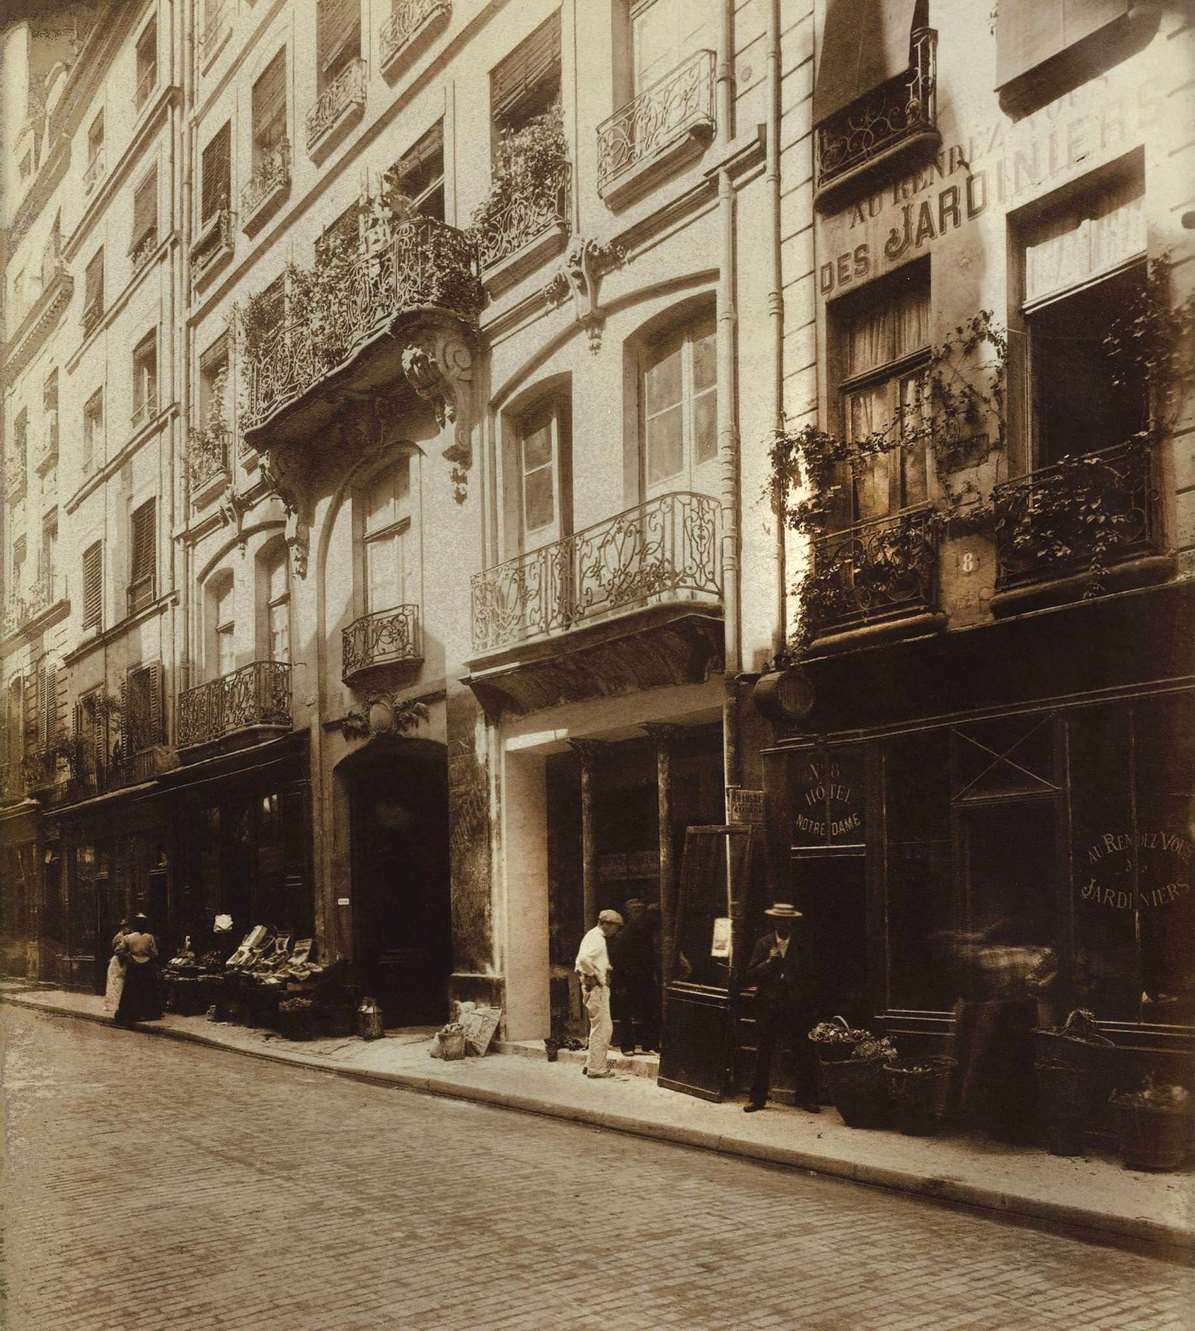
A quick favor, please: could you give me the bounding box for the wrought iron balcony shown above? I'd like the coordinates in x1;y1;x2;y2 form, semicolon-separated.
2;573;67;637
244;216;481;432
993;439;1159;591
342;604;422;682
177;660;293;750
191;208;234;282
815;28;938;204
187;423;230;497
805;506;939;638
380;0;450;72
84;151;105;195
241;140;291;226
471;490;721;655
476;162;570;273
596;48;716;197
131;228;158;271
21;741;65;795
66;733;165;797
306;58;367;152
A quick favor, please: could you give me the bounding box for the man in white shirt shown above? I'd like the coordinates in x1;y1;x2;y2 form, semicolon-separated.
575;909;623;1078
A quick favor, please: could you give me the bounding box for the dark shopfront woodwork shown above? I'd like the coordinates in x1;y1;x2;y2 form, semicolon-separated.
762;582;1195;1068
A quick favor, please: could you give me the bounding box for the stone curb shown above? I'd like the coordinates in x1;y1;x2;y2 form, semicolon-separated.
5;990;1191;1261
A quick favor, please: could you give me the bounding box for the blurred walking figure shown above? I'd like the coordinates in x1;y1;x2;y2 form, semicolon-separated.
104;919;130;1014
113;912;163;1027
575;909;623;1078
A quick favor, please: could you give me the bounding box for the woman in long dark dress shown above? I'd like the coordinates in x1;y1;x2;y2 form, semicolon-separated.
113;913;163;1026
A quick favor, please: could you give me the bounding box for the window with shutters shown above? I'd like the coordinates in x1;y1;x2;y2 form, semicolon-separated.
37;664;57;747
491;13;561;138
82;541;103;630
131;168;157;263
132;332;158;427
387;121;444;222
253;49;288;162
83;389;104;471
83;248;104;333
135;19;157;108
128;497;156;615
200;122;231;223
317;0;361;92
124;662;163;753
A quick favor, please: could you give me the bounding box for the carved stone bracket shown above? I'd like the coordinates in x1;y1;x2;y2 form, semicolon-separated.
340;695;429;740
217;489;254;556
400;329;476;503
260;448;310;579
542;238;625;352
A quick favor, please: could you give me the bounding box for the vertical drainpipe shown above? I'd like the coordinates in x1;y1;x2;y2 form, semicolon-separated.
178;0;194;700
716;0;741;799
766;0;786;659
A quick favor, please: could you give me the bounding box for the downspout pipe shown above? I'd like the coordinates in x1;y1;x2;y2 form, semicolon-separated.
178;0;194;698
766;0;786;659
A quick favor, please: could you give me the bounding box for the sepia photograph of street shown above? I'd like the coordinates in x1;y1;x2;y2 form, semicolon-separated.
1;0;1193;1327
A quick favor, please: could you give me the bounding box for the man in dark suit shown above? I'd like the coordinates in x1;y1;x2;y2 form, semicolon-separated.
743;902;820;1114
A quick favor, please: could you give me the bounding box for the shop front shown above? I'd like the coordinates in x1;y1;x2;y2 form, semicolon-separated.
0;804;41;979
760;583;1195;1081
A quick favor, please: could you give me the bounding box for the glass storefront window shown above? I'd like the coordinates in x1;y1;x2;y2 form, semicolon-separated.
789;747;864;848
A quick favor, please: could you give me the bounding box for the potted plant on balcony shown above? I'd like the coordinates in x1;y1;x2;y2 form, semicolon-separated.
471;105;568;272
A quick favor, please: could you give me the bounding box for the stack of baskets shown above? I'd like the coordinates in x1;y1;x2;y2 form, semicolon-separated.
1034;1009;1114;1156
809;1017;892;1129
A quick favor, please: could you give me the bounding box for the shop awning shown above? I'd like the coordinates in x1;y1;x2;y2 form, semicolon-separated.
813;0;920;126
995;0;1128;90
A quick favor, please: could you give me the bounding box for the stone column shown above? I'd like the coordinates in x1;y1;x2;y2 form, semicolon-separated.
568;740;607;929
644;723;683;1005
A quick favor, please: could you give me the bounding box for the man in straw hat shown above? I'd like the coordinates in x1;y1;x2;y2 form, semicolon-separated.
574;908;623;1078
743;902;820;1114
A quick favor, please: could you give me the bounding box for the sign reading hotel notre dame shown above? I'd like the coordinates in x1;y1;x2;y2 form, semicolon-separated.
817;70;1169;301
793;756;863;845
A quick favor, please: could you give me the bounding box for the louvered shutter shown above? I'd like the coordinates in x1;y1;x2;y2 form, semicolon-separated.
201;122;231;221
132;171;157;250
117;678;128;763
253;48;287;150
125;664;162;752
146;662;163;745
996;0;1127;91
23;673;39;754
82;541;103;628
42;666;57;743
317;0;360;75
129;499;156;610
491;12;561;120
84;249;104;311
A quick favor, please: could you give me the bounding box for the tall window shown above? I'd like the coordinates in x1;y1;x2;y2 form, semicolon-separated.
199;336;229;428
363;460;412;613
128;497;156;614
40;513;56;590
131;168;157;262
316;0;361;92
213;577;236;676
82;541;103;630
125;662;163;753
13;409;28;469
631;0;713;92
1023;174;1147;468
388;121;444;222
200;122;231;223
82;389;104;471
43;370;58;454
641;317;717;493
132;331;158;426
11;536;26;597
265;548;290;663
491;12;561;138
135;19;157;108
252;48;287;165
83;249;104;333
88;111;104;164
832;271;931;527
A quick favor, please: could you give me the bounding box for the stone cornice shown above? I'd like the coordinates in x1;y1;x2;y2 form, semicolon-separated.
0;270;74;380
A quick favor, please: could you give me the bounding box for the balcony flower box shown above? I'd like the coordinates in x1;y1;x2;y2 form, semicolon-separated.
240;141;291;235
187;424;231;507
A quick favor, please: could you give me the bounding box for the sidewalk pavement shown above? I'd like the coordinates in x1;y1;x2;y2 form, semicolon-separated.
3;981;1191;1259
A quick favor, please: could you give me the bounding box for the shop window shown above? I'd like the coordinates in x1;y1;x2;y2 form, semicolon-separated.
264;545;290;663
82;541;103;630
135;19;157;109
830;266;930;530
124;662;163;754
132;331;158;426
130;168;157;262
952;713;1059;803
252;47;288;164
82;388;104;471
490;12;561;141
316;0;361;93
629;0;713;94
128;497;156;614
83;248;104;334
387;121;444;222
958;800;1060;955
1023;174;1147;468
640;317;716;495
362;459;414;613
200;121;231;224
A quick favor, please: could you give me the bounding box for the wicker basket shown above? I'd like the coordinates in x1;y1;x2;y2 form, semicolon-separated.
822;1053;890;1128
1034;1009;1113;1072
1113;1094;1192;1172
884;1056;955;1136
809;1015;866;1065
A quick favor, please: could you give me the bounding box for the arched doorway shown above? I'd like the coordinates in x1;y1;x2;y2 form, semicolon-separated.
341;736;452;1027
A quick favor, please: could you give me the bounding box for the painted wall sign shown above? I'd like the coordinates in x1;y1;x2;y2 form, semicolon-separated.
794;757;863;843
817;73;1169;300
1078;829;1192;910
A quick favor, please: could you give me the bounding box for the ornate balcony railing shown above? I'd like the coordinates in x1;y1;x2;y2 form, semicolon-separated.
199;2;229;66
187;424;230;495
815;28;938;196
84;151;105;194
380;0;450;70
5;455;27;501
596;48;715;194
476;162;570;272
306;58;367;151
34;418;58;474
65;734;164;798
245;216;481;430
0;761;22;804
191;208;234;280
342;605;422;681
241;140;291;223
805;506;939;637
471;490;721;655
21;741;64;794
131;228;158;271
2;572;67;637
177;660;293;749
992;439;1158;591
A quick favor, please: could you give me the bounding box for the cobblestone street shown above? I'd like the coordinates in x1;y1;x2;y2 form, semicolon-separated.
2;1006;1191;1331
